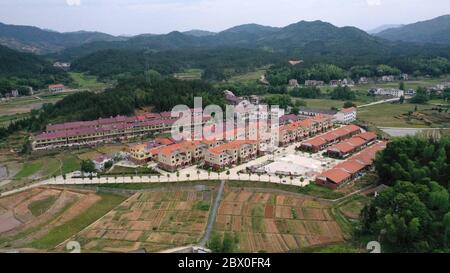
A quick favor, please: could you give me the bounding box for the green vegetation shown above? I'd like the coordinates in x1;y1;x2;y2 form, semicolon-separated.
105;166;158;176
361;136;450;252
330;86;356;100
289;86;321;99
251;205;265;233
28;196;57;217
0;75;226;140
195;201;211;211
14;161;43;179
29;193;126;249
61;155;81;174
0;45;72;96
173;69;203;80
208;232;239;253
304;243;362;253
357;102;431;128
80;160;95;173
69;72;108;91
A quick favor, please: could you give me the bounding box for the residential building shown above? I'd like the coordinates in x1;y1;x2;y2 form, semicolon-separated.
49;84;65;92
335;107;357;124
32;112;211;150
53;62;71;71
327;132;377;158
299;124;362;153
315;141;387;189
358;77;369;84
369;88;404;98
11;90;19;97
289;79;300;87
205;140;259;170
304;80;324;87
380;75;395;82
93;155;112;171
405;89;416;96
298;108;338;117
278;116;334;147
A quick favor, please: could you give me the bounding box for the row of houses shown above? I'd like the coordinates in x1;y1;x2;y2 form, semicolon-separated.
32;110;210;150
129;137;259;172
326;132;378;159
128;115;336;172
298;125;362;153
277;116;335;147
315;141;388;189
298;107;357;124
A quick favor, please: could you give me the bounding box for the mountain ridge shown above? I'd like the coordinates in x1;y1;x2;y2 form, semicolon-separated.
375;15;450;44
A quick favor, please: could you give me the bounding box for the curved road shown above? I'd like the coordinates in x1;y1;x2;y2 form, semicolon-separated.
199;180;225;247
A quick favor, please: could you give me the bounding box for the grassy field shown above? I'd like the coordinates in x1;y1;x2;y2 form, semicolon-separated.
28;196;58;217
173;69;203;80
29;193;126;250
358;102;441;128
6;153;80;188
69;72;109;91
94;181;345;200
228;68;267;84
14;161;43;179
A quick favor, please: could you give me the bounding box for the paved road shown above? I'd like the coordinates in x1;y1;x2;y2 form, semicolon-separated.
199;180;226;247
379;127;450;137
357;98;400;108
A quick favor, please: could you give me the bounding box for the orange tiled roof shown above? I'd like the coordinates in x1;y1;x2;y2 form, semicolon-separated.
340;107;357;113
319;169;352;184
208;140;257;155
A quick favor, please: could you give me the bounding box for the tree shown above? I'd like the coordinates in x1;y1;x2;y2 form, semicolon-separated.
399;81;405;91
343;101;356;108
104;160;113;170
81;160;96;173
363;136;450;252
330;86;356;100
222;232;235;253
443;88;450;102
410;87;429;104
20;139;32;155
208;232;222;253
399;95;405;104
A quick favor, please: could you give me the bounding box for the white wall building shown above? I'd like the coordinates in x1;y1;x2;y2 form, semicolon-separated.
335;107;357;124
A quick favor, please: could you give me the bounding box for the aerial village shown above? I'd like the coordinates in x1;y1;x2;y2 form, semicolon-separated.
31;90;387;190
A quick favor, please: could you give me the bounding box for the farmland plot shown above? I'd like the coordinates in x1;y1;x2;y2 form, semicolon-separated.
75;189;213;253
213;188;344;253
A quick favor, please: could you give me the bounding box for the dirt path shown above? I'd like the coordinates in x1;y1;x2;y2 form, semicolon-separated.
199;180;225;247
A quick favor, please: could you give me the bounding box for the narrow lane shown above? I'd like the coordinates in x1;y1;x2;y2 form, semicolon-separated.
199;180;226;247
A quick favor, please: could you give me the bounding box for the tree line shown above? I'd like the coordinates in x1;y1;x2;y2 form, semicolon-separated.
361;136;450;252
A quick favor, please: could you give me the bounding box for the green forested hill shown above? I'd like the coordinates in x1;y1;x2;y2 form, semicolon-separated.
0;22;125;54
376;15;450;44
0;45;71;94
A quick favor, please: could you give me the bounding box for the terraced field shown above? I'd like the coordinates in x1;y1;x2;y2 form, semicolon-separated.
74;189;214;253
0;187;123;249
213;188;344;253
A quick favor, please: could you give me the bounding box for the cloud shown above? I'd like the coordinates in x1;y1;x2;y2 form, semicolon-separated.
366;0;381;6
66;0;81;6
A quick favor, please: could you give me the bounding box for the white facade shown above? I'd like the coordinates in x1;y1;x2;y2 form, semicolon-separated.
370;88;404;98
335;108;357;124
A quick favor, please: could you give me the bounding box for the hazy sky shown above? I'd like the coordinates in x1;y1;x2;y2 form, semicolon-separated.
0;0;449;36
